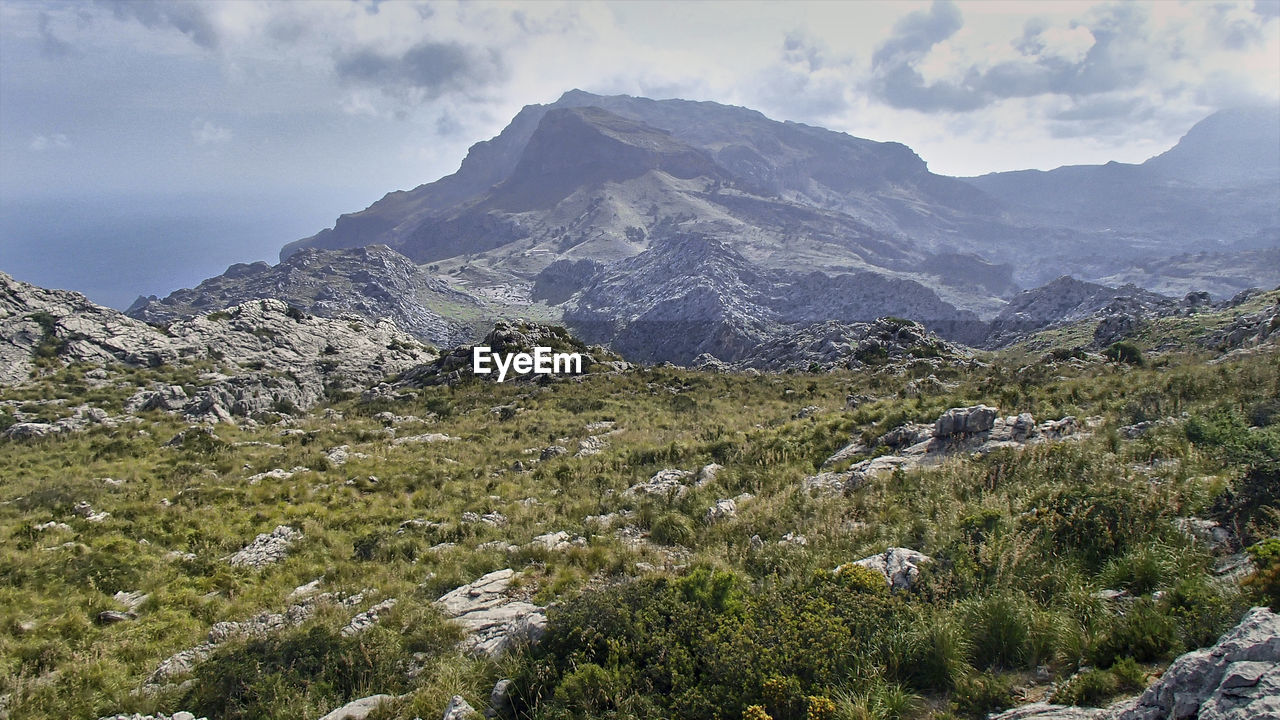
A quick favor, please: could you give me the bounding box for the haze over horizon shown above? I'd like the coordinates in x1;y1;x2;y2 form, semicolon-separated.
2;0;1278;307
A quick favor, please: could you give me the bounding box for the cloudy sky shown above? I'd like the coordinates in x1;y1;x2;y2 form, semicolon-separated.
1;0;1278;305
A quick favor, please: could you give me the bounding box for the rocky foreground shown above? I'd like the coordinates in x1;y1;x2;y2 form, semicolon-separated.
993;606;1279;720
2;271;435;423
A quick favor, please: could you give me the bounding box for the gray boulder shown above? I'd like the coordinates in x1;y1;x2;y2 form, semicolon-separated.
442;694;478;720
991;606;1280;720
1107;606;1279;720
842;547;933;590
436;569;548;657
225;525;301;569
318;694;398;720
934;405;998;437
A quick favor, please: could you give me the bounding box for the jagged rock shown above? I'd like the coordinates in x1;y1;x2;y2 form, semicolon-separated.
842;548;932;590
989;703;1100;720
1202;298;1280;351
705;499;737;524
124;384;189;413
72;501;109;523
1094;311;1143;346
624;469;694;499
564;234;983;365
96;610;136;624
696;463;723;485
575;435;608;456
934;405;998;437
442;695;478;720
1175;518;1233;552
1107;606;1279;720
530;531;571;551
436;569;548;657
127;245;479;348
112;590;148;612
488;679;514;718
3;422;57;439
845;394;873;410
985;277;1176;348
802;471;854;495
396;321;625;388
881;423;931;449
540;445;568;460
341;598;397;637
325;445;367;466
392;432;455;445
225;525;301;568
33;521;71;532
318;694;398;720
992;606;1280;720
147;591;365;686
1011;412;1038;441
2;274;437;419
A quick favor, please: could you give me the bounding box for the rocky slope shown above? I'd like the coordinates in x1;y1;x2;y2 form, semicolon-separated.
127;94;1277;368
562;233;982;364
708;316;977;373
967;106;1280;288
126;245;482;348
984;277;1177;348
991;605;1279;720
1;271;434;419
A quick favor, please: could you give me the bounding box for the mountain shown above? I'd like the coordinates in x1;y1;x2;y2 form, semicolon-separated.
281;91;1024;313
126;245;483;348
966;106;1280;280
561;233;983;363
138;93;1278;363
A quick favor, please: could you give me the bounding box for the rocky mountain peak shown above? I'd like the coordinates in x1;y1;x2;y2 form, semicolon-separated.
1143;105;1280;187
491;106;725;211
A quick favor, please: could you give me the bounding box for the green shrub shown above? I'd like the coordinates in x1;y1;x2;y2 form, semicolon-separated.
1050;657;1144;707
651;512;696;546
553;663;623;716
1245;538;1280;610
1089;598;1179;667
952;671;1014;718
743;706;773;720
903;614;969;691
1104;342;1144;366
1164;575;1246;648
805;695;835;720
964;592;1032;669
834;564;889;594
1099;545;1174;596
1051;667;1116;706
1032;485;1160;570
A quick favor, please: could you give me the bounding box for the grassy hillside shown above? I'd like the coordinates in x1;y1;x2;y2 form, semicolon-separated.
0;344;1276;719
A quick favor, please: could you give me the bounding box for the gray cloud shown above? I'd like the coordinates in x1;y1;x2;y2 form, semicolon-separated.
335;41;505;101
37;11;75;58
871;0;962;67
869;2;1163;113
869;0;983;112
108;1;219;49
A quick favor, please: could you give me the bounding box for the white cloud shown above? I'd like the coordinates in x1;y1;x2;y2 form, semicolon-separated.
191;119;231;146
29;133;70;151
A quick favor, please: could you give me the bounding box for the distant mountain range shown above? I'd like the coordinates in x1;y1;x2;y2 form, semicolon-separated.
126;91;1280;361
